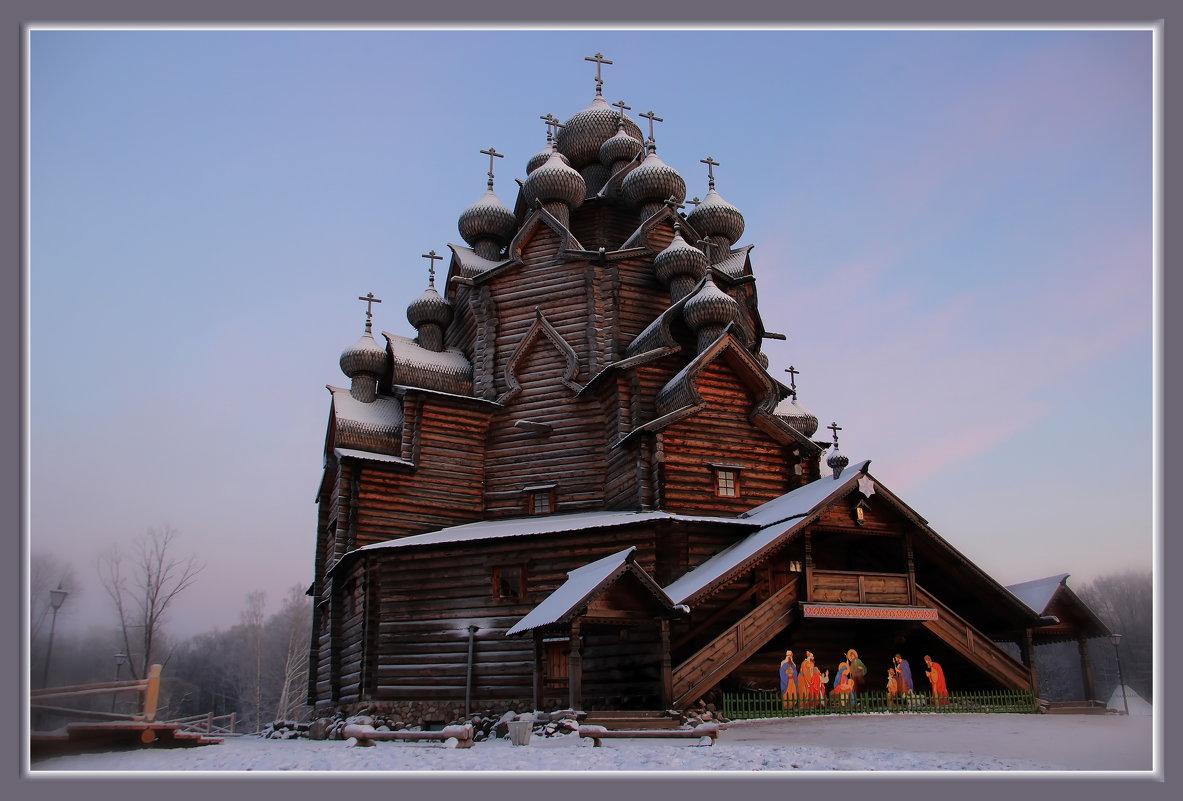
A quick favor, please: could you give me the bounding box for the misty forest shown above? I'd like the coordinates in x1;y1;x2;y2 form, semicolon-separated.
29;527;1153;734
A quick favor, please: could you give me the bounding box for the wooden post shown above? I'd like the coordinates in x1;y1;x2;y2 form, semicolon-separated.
659;619;673;708
1020;629;1039;698
533;632;544;711
904;532;916;605
1077;635;1097;702
568;620;583;711
803;532;814;602
141;664;162;722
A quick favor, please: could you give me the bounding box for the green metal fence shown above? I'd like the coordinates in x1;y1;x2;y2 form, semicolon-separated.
722;689;1037;719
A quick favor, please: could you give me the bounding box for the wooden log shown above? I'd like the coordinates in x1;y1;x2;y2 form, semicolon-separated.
578;723;719;747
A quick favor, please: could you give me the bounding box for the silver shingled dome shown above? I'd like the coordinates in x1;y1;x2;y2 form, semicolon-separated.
556;96;644;169
682;276;740;331
686;187;745;245
340;331;387;378
406;286;454;329
620;150;687;209
522;150;586;210
654;228;708;286
774;395;820;438
458;188;517;247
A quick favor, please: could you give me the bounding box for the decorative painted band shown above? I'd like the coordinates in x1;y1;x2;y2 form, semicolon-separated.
800;604;939;621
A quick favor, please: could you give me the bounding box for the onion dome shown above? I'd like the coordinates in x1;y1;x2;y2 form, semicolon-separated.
827;446;850;477
522;150;586;210
686;187;745;247
654;225;708;287
683;275;740;332
620;149;686;210
526;143;571;174
556;96;644;169
340;330;386;379
458;188;516;247
599;120;645;167
775;394;819;438
406;285;454;330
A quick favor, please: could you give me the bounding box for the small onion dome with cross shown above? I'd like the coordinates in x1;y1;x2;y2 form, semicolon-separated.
654;223;708;301
686;157;745;250
340;329;387;380
826;421;850;477
527;114;572;175
599;118;645;168
522;149;587;211
774;394;819;438
620;150;686;210
406;283;453;330
557;96;644;167
458;188;516;249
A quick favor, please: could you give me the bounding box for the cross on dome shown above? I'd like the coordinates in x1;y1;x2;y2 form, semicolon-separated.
358;292;382;333
687;196;702;208
611;99;631;121
639;109;664;148
584;52;613;96
421;250;443;288
828;421;842;446
701;156;720;190
480;146;504;190
785;365;800;395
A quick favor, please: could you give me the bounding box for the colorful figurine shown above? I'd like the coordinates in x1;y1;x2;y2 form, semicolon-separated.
924;655;948;706
779;650;798;709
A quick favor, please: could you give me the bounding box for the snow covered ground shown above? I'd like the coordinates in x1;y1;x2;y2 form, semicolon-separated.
31;712;1155;773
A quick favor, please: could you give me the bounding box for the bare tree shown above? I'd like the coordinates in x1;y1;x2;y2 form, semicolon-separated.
98;526;204;680
1077;570;1153;700
271;585;312;721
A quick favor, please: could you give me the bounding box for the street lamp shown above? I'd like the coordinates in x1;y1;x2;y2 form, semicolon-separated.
1110;633;1129;715
40;584;69;688
112;652;127;712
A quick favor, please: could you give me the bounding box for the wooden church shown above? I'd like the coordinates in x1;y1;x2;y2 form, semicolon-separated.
308;55;1060;720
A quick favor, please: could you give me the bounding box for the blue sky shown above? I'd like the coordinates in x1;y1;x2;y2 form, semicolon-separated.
28;29;1153;637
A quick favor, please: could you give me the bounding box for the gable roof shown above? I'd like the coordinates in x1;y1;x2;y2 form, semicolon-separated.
1005;573;1112;641
506;547;678;636
1007;574;1071;615
326;385;403;456
663;460;871;604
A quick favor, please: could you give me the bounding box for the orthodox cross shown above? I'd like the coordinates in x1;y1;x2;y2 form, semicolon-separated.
639;109;663;147
701;156;720;190
828;421;842;447
358;292;382;333
687;196;702;208
539;113;558;142
585;52;613;96
784;365;800;396
698;236;719;264
611;99;631;122
480;146;503;189
421;249;443;288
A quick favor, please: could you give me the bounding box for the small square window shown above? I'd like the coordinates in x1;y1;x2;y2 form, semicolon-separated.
493;565;526;602
531;491;552;514
715;469;739;497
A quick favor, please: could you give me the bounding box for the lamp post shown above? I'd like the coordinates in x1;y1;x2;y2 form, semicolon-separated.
112;652;127;712
1110;633;1129;715
40;584;69;688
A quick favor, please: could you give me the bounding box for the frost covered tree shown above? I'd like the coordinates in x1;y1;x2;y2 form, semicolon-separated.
98;526;204;680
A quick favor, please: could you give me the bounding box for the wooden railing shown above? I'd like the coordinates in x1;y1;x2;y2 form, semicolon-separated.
671;578;799;708
163;711;239;736
31;664;162;722
809;570;910;605
914;585;1032;691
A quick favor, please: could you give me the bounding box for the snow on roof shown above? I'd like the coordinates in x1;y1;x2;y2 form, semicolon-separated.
334;448;413;466
328;386;404;430
447;243;505;277
507;547;660;636
742;460;871;527
383;333;473;375
664;461;871;605
712;245;753;279
1005;574;1070;615
352;510;755;555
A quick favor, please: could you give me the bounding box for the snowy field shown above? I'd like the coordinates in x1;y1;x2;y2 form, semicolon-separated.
31;713;1154;774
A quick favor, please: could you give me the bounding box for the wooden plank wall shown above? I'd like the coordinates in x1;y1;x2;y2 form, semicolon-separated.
660;360;793;516
371;527;665;702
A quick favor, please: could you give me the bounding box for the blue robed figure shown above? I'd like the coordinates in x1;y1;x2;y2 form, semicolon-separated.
895;654;914;692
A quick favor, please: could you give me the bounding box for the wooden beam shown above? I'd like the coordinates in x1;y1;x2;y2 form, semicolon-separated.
568;619;582;711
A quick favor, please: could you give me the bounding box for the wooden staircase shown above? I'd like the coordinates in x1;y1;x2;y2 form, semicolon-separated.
670;578;800;708
915;585;1032;691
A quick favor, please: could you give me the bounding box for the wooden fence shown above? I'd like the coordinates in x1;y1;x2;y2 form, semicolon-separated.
31;664;162;722
722;689;1037;719
162;711;239;736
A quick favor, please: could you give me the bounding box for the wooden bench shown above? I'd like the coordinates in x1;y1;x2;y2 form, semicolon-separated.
342;722;475;749
578;722;719;747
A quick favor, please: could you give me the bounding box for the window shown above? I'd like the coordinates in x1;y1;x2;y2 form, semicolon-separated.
524;483;557;515
493;565;526;602
711;464;744;498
